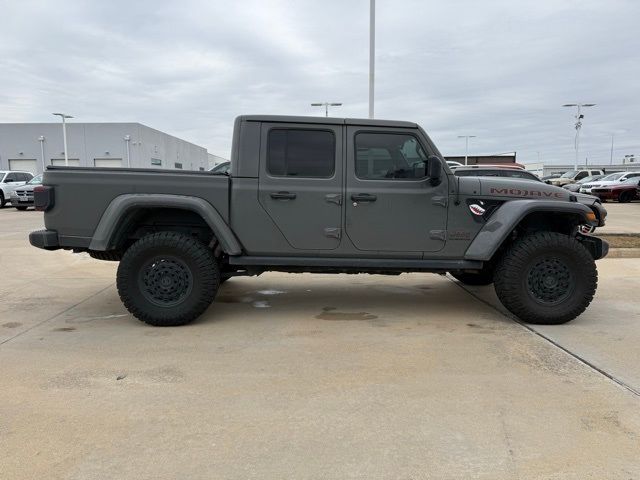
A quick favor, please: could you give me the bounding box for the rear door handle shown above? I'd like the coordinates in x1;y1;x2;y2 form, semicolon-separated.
351;193;377;202
270;191;297;200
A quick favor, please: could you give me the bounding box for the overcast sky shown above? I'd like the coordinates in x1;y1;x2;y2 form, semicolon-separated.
1;0;639;164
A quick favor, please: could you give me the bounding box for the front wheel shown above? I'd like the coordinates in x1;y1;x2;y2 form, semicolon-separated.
15;206;28;211
494;232;597;325
117;232;219;326
618;191;633;203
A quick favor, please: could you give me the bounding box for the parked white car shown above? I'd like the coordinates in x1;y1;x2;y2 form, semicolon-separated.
579;171;640;194
0;171;34;207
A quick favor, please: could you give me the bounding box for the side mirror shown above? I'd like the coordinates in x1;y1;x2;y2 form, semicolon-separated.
427;155;442;185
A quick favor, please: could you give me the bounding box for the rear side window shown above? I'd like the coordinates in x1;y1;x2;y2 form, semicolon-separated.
267;129;335;178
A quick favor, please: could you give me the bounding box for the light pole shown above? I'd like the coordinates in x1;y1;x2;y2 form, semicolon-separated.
52;113;73;166
562;103;595;170
457;135;476;165
311;102;342;117
124;135;131;168
369;0;375;119
610;133;614;165
38;136;46;172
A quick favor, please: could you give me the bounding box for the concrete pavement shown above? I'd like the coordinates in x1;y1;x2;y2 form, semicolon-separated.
1;208;639;480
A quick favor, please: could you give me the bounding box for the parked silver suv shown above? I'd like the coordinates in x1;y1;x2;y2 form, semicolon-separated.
10;174;43;210
0;171;34;207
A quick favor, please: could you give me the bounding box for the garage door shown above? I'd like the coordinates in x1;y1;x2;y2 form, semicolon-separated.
51;159;80;167
8;159;37;174
93;158;123;168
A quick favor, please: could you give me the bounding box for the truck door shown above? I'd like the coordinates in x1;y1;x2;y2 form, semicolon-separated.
258;123;343;250
345;126;448;253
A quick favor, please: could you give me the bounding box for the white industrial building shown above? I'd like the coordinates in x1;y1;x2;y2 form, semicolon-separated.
0;123;212;175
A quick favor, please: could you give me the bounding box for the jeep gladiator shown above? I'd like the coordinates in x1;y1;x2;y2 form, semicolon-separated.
30;115;608;326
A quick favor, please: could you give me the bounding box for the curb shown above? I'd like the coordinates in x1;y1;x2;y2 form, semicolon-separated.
606;248;640;258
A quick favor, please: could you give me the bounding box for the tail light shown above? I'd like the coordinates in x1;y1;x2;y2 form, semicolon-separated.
34;185;54;211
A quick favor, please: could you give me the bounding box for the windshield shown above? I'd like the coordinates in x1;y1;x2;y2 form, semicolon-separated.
578;175;600;184
600;172;624;181
27;174;43;185
560;170;578;178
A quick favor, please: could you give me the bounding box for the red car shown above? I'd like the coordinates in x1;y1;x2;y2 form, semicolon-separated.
591;178;640;203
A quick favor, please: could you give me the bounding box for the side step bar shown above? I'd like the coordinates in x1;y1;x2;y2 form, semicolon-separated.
228;256;483;270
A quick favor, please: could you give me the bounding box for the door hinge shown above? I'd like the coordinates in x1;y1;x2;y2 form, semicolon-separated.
325;194;342;205
324;227;341;239
432;196;448;207
429;230;447;241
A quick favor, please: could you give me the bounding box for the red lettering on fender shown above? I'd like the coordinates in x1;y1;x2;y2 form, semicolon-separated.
490;187;565;199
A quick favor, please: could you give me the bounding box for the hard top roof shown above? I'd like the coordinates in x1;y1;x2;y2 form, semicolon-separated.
238;115;418;128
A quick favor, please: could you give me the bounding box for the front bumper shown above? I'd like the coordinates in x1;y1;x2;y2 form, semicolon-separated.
578;234;609;260
29;229;60;250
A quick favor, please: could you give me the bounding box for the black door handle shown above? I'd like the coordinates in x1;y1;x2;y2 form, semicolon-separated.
270;191;297;200
351;193;377;202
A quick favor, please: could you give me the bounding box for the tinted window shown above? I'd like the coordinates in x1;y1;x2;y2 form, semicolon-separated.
355;133;427;180
5;173;18;182
268;129;335;177
575;171;588;180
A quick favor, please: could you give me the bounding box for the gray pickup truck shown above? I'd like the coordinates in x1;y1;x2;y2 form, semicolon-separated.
30;115;608;327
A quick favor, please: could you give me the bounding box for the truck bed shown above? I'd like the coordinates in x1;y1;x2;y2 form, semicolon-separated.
42;166;230;247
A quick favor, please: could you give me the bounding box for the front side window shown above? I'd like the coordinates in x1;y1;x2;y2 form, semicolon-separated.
267;129;335;178
575;171;588;180
355;133;428;180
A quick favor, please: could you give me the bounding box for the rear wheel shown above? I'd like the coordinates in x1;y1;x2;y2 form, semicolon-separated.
494;232;597;324
117;232;219;326
0;192;5;208
15;206;28;211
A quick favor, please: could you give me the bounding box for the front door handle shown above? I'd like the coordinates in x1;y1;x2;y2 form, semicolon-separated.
270;191;297;200
351;193;377;203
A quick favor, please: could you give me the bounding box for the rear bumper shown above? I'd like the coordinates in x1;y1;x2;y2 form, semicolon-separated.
29;229;60;250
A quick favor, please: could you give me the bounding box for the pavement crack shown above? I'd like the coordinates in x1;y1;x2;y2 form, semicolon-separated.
448;275;640;399
0;283;115;347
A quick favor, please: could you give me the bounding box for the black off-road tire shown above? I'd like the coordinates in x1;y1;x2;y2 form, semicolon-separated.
494;232;597;325
451;268;494;286
117;232;218;326
15;206;28;211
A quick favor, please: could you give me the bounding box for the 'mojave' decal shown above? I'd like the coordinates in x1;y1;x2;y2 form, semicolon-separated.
490;188;564;198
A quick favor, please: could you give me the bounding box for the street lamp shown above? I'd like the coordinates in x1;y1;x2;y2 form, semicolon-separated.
369;0;375;119
457;135;477;165
562;103;595;170
311;102;342;117
52;113;73;166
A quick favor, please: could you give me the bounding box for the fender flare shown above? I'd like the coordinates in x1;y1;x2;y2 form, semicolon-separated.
88;194;242;255
464;200;593;261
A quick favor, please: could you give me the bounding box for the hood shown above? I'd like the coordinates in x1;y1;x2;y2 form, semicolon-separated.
476;177;599;206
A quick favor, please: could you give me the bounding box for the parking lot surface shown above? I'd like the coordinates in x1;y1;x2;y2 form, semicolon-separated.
1;207;639;479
